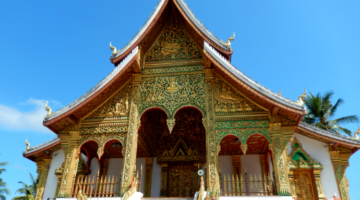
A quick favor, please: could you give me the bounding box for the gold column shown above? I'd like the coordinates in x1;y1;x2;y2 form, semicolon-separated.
232;155;241;195
101;158;110;177
144;157;154;197
204;68;220;194
160;163;168;197
58;131;81;197
269;123;292;196
54;164;63;198
287;170;296;198
120;74;141;195
34;159;51;200
313;168;325;200
259;154;267;195
329;150;351;200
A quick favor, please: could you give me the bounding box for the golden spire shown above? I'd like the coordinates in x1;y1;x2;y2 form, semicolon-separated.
45;101;52;117
110;42;117;55
225;32;235;47
278;89;282;96
25;137;30;150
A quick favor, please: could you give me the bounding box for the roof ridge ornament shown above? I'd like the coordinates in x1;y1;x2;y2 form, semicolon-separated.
110;42;117;55
278;89;282;96
45;101;52;117
297;88;306;106
225;32;235;47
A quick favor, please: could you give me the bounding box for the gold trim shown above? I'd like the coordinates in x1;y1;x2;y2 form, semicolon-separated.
142;71;204;77
145;59;203;68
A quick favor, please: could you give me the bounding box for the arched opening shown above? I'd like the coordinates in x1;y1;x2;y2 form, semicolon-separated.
100;139;123;177
137;107;206;197
80;141;100;177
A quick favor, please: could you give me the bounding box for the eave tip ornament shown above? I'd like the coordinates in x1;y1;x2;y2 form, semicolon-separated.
354;125;360;140
25;137;30;150
297;88;306;106
110;42;117;55
225;32;235;47
45;101;52;117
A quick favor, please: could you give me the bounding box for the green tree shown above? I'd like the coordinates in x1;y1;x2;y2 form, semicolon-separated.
302;91;359;136
0;162;10;200
12;173;37;200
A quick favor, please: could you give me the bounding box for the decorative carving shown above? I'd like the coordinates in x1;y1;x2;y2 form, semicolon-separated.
297;88;306;106
216;128;271;145
241;143;248;155
77;190;87;200
86;84;131;119
45;101;52;116
145;16;202;62
214;76;263;113
354;126;360;140
110;42;117;55
293;171;316;200
215;120;269;129
139;74;205;118
166;119;175;133
122;177;138;200
225;32;235;47
142;65;204;75
80;126;128;134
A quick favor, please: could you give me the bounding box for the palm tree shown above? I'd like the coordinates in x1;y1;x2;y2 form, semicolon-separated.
12;173;37;200
302;91;359;136
0;162;10;200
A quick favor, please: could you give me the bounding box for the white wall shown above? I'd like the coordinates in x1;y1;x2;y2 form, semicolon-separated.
241;155;262;177
107;158;123;177
151;157;161;197
89;158;100;177
288;133;339;199
43;149;65;200
219;155;233;176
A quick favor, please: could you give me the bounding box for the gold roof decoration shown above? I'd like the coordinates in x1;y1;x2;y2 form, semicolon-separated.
297;88;307;106
354;125;360;140
25;137;30;151
110;42;117;55
45;101;52;117
225;32;235;47
145;16;202;62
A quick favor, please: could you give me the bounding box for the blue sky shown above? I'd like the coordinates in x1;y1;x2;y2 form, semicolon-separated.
1;0;360;199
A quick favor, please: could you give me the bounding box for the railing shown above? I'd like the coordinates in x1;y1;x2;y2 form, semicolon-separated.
72;167;143;197
220;172;276;196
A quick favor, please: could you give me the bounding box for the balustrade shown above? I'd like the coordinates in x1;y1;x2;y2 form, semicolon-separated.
72;167;143;197
220;171;276;196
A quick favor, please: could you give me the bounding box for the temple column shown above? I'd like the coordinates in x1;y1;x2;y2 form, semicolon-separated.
232;155;241;195
144;157;154;197
204;68;220;194
120;74;141;195
269;123;292;196
329;150;351;200
58;131;81;197
34;159;51;200
160;164;168;197
259;154;267;195
313;168;325;200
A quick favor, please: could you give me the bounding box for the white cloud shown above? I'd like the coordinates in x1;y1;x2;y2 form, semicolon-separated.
0;98;62;133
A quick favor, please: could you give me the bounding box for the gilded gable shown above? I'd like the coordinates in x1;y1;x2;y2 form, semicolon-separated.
145;16;202;62
214;75;264;113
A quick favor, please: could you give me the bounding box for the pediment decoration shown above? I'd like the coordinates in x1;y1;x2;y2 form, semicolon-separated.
214;75;264;114
157;137;205;163
85;83;132;120
288;138;322;170
145;15;202;63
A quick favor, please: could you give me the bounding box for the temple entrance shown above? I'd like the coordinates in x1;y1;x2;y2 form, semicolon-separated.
138;107;206;197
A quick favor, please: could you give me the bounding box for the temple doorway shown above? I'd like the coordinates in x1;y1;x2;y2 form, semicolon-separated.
138;107;206;197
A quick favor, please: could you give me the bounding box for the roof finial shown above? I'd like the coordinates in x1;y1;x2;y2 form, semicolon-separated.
225;32;235;47
278;89;282;96
297;88;307;106
45;101;52;117
25;137;30;150
110;42;117;55
354;125;360;140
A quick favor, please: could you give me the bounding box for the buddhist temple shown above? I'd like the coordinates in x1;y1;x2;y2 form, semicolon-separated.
23;0;360;200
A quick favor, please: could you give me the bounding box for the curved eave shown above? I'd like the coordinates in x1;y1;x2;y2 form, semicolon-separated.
23;137;61;158
204;41;306;115
44;47;139;126
298;122;360;148
110;0;232;64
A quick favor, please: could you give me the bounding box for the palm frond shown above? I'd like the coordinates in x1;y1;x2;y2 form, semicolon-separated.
0;194;7;200
0;188;11;195
331;115;359;124
12;196;27;200
0;163;8;167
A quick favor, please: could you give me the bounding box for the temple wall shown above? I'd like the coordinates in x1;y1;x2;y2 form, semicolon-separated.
151;158;162;197
43;149;65;200
288;133;339;199
89;158;100;177
107;158;123;176
241;155;261;177
219;156;233;176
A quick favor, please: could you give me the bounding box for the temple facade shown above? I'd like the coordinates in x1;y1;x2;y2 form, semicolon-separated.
23;1;360;200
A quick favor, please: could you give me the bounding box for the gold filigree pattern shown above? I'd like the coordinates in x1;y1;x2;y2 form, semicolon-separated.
142;65;204;75
80;126;128;134
214;76;263;113
145;16;202;62
139;74;205;118
86;84;131;119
